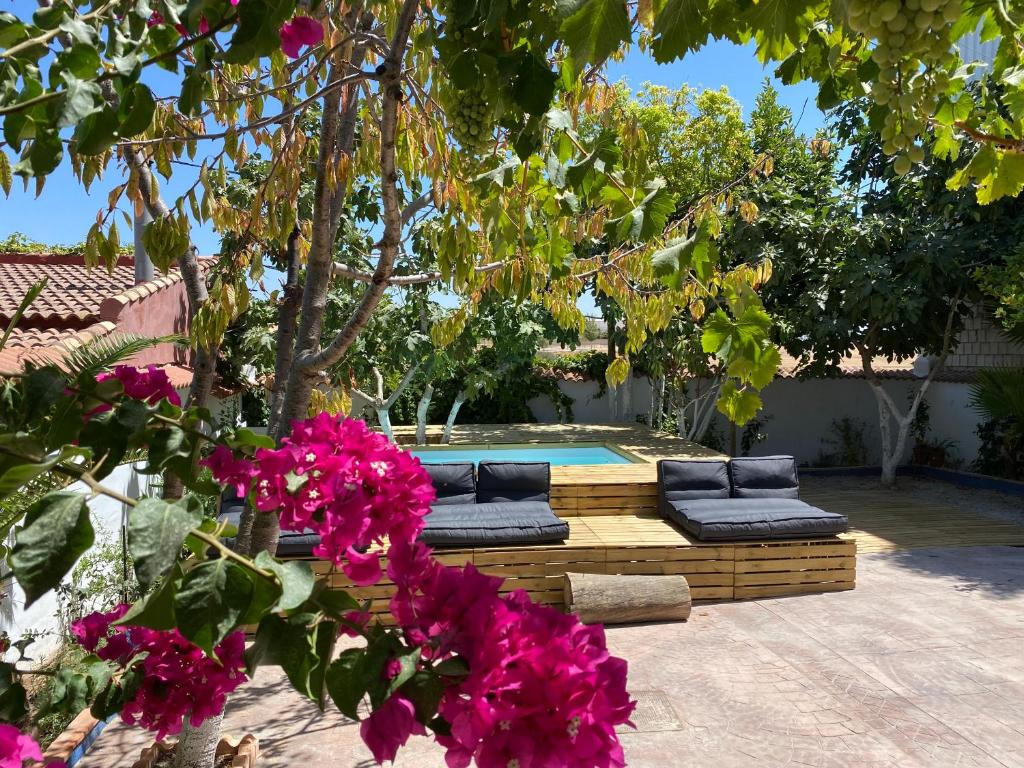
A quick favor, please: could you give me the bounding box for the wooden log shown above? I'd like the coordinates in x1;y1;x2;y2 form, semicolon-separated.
563;572;691;625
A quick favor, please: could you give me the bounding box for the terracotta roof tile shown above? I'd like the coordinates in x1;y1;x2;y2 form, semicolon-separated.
0;322;116;371
0;255;137;327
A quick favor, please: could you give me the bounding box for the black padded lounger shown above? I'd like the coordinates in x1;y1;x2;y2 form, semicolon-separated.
657;457;848;542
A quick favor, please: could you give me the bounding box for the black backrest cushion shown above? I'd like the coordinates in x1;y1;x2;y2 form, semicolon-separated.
423;462;477;505
477;461;550;503
657;460;730;501
729;456;799;499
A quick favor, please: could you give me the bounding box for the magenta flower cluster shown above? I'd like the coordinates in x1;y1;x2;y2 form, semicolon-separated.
381;540;636;768
202;414;435;586
147;5;322;58
71;605;247;740
0;724;52;768
93;365;181;412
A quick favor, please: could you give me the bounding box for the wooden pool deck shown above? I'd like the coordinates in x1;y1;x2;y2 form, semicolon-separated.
324;423;1024;616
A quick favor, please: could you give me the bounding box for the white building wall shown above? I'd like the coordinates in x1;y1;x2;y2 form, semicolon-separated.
527;377;653;424
526;376;988;469
1;462;156;658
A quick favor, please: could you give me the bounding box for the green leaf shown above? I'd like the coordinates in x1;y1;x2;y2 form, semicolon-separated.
727;345;781;389
387;647;422;696
325;649;365;718
53;44;101;80
976;150;1024;205
129;497;203;588
716;381;763;426
0;665;28;722
0;151;12;196
72;106;120;156
254;552;315;612
701;310;734;356
174;559;253;653
24;128;63;177
605;355;629;387
742;0;817;62
118;565;181;631
0;445;88;500
510;53;558;116
118;83;156;138
559;0;630;73
608;181;676;244
247;613;333;701
401;670;445;724
222;0;296;64
11;492;94;606
651;0;710;62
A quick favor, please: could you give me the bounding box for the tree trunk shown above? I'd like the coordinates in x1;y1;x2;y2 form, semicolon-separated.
416;381;434;445
564;572;691;625
267;228;302;441
651;375;664;430
622;369;633;423
443;390;467;444
377;408;394;442
857;291;960;488
173;712;223;768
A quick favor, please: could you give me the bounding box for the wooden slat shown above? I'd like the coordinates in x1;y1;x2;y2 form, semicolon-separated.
734;568;856;587
734;581;855;599
735;556;856;573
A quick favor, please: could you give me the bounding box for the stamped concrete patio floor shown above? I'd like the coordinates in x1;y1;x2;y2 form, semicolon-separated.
83;544;1024;768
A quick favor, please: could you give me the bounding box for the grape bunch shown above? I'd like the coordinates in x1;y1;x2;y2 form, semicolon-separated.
446;82;494;151
844;0;961;175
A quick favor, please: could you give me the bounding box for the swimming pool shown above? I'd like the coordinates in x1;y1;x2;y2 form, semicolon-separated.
408;442;638;466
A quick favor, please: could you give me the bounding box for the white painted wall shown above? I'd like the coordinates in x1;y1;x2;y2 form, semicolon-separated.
524;375;988;469
527;377;653;424
924;381;985;465
1;462;156;659
723;377;915;465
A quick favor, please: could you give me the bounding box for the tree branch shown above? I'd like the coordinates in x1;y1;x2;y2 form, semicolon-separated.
330;259;504;285
297;0;420;372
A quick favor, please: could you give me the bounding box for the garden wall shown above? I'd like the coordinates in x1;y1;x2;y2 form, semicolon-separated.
0;463;156;659
525;376;986;470
527;377;653;424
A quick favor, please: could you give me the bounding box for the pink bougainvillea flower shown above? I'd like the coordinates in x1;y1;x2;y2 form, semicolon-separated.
280;16;323;58
203;415;435;580
198;16;210;35
388;544;636;768
91;365;181;416
147;11;164;27
71;606;248;740
359;695;425;764
341;546;382;587
0;724;44;768
200;445;257;497
202;412;635;767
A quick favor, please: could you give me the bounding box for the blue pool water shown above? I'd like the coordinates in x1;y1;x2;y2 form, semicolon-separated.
409;444;634;466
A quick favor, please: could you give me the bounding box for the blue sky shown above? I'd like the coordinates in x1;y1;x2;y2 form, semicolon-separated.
1;28;825;268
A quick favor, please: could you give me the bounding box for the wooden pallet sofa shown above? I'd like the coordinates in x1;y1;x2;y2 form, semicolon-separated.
255;455;856;623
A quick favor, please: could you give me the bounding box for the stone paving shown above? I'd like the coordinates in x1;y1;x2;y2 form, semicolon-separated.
82;544;1024;768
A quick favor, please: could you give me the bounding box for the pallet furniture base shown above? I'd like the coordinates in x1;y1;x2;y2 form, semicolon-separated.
297;515;856;621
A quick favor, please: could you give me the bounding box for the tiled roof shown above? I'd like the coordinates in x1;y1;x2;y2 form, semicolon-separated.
536;346;975;384
0;252;213;375
0;322;117;371
0;254;138;327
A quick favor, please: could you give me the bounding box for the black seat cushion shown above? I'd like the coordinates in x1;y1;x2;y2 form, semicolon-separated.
664;498;848;541
420;501;568;546
729;456;800;499
476;461;550;503
218;507;322;557
657;460;730;513
423;462;477;506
